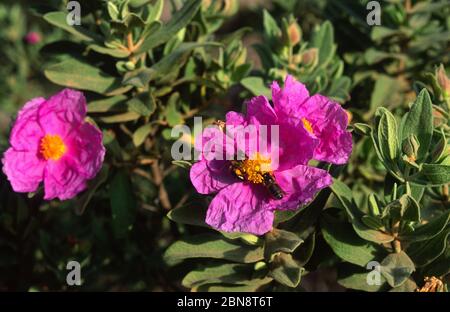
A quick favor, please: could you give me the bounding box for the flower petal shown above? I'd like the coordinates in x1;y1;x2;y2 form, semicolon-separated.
277;122;317;170
2;148;45;193
301;94;352;164
225;111;246;126
38;89;87;138
43;158;88;200
268;165;332;211
272;75;310;119
194;126;234;161
66;122;105;179
190;160;235;194
206;182;274;235
10;97;45;152
245;95;277;125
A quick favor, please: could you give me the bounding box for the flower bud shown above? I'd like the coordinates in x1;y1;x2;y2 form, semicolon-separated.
301;48;318;67
24;32;41;45
281;17;302;46
240;233;260;245
124;61;136;71
402;134;420;162
436;64;450;99
254;261;267;271
202;0;238;16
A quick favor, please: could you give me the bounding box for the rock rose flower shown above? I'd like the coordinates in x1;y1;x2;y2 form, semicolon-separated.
189;76;352;235
2;89;105;200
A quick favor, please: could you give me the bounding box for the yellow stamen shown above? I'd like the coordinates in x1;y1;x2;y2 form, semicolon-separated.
241;153;272;184
40;134;67;161
302;118;314;134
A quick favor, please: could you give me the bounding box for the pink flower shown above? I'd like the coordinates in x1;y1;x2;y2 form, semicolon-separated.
24;32;41;45
272;75;352;164
2;89;105;200
190;99;332;235
189;76;353;235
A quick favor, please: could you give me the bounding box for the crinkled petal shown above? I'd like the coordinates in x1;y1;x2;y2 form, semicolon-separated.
10;97;45;152
314;130;353;164
272;75;310;119
194;126;234;160
206;182;273;235
277;122;317;170
225;111;246;126
2;148;45;193
190;160;235;194
38;89;87;138
245;95;277;125
43;158;88;200
265;165;332;211
66;122;105;179
300;94;352;164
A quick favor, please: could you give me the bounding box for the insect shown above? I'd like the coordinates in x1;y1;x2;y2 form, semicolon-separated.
229;160;284;200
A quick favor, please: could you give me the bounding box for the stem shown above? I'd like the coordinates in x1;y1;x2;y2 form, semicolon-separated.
391;220;402;253
392;239;402;253
151;161;172;210
126;32;134;51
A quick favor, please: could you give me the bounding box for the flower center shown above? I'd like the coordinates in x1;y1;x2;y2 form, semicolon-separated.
40;134;67;161
302;118;314;134
240;153;272;184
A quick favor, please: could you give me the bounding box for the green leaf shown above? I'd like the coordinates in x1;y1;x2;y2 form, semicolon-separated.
127;93;155;117
420;164;450;185
353;123;372;136
262;10;281;41
167;204;208;227
125;42;218;87
269;253;303;288
182;263;255;288
88;95;128;113
321;214;385;267
380;251;415;288
194;278;272;292
401;89;433;161
132;124;152;147
164;92;183;126
407;228;450;267
107;1;120;20
43;12;100;41
400;211;450;242
330;179;395;244
422;245;450;277
366;75;399;119
171;160;193;169
361;215;384;230
109;170;137;238
241;77;271;98
99;111;141;123
44;58;127;95
87;44;130;58
136;0;201;53
399;195;421;222
337;263;388;292
163;234;264;266
264;229;303;260
371;27;401;41
376;107;399;163
310;21;335;67
364;49;399;65
145;0;164;23
389;278;417;292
